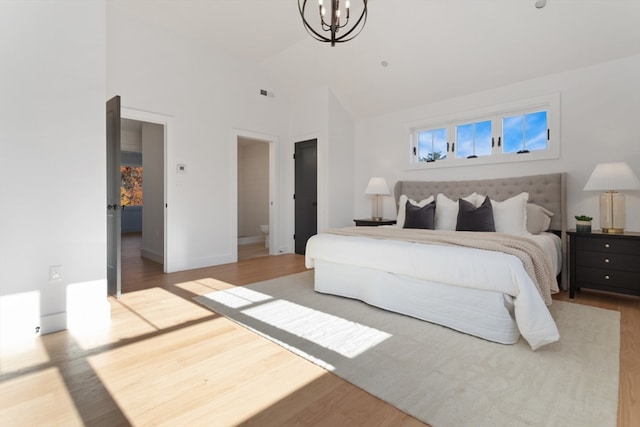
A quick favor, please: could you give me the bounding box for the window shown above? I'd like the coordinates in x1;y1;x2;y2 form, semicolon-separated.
502;111;548;154
417;128;447;162
456;120;492;158
409;93;559;169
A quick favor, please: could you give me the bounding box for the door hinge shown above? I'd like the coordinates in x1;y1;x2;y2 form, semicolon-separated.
293;234;296;240
293;153;296;159
293;194;295;199
547;129;550;140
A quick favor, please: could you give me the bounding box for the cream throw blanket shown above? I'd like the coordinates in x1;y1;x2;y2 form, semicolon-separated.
327;227;558;305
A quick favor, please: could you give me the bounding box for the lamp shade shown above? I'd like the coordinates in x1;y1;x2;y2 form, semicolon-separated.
365;177;390;195
583;162;640;191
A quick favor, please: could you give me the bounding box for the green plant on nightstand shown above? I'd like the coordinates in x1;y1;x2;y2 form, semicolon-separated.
575;215;593;233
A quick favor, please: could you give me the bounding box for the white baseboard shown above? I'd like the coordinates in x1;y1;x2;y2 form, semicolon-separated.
141;248;164;264
166;253;236;273
40;312;67;335
238;235;265;245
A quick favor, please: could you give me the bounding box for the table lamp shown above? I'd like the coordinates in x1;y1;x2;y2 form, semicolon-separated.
583;162;640;233
365;177;390;221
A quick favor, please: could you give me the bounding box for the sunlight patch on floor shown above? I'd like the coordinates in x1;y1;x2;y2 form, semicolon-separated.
202;287;392;360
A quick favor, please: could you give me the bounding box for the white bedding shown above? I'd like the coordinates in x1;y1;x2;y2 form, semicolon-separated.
305;230;561;350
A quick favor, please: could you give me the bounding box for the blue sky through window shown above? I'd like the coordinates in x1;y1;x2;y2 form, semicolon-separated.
503;111;547;153
457;120;492;158
418;128;447;161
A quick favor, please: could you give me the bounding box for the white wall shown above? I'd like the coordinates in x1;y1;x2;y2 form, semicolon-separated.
141;122;164;263
288;86;356;234
328;89;355;227
107;5;290;271
354;55;640;232
121;125;142;152
0;1;109;339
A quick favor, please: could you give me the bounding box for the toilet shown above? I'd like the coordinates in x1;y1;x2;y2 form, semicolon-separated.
260;224;269;248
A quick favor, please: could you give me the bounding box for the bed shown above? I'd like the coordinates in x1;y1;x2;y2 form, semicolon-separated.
305;173;568;350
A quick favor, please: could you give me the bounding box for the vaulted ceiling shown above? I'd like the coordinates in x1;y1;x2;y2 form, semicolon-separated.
111;0;640;119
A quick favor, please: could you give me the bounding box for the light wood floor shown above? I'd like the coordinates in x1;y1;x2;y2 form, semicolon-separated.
0;234;638;426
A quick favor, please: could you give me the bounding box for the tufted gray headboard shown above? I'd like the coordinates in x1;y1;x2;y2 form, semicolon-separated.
394;173;568;288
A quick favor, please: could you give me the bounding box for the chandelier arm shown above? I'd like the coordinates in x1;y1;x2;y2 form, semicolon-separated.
299;0;333;42
334;3;366;40
298;0;367;45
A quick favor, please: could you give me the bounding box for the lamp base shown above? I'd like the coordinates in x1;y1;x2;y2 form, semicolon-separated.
599;191;625;233
601;227;624;234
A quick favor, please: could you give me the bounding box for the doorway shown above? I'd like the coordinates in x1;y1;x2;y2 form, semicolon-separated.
294;139;317;255
236;136;274;260
233;130;277;260
106;98;169;297
120;118;165;269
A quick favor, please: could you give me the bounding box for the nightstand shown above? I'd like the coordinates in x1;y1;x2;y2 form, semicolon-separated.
568;230;640;298
353;218;397;227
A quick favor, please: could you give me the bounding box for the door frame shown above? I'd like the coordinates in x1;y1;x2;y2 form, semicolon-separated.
121;107;172;272
231;129;279;259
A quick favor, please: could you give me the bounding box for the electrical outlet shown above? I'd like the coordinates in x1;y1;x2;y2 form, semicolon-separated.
49;265;63;283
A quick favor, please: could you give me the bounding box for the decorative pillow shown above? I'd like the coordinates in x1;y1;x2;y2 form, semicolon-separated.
403;200;436;229
489;192;529;235
435;193;478;230
396;194;434;228
526;203;554;234
456;196;496;232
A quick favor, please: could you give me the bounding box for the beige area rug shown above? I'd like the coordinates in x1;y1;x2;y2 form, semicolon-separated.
195;271;620;427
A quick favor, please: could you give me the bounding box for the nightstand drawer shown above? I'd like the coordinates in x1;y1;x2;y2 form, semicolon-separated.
575;267;640;291
573;235;640;254
575;250;640;272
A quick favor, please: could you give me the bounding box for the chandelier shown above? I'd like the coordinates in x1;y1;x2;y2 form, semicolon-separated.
298;0;368;46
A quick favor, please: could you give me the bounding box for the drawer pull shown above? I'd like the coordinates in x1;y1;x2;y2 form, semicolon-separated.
604;258;610;263
604;275;610;280
604;243;610;248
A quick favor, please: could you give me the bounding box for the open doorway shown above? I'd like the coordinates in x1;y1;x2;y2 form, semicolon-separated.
237;137;270;260
119;116;166;292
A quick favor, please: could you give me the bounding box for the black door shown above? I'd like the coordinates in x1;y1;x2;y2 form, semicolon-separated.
294;139;317;255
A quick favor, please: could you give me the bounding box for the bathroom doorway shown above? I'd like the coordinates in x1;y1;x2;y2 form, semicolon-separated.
237;135;273;259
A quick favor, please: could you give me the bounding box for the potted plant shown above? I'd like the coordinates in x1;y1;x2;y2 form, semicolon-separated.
575;215;593;233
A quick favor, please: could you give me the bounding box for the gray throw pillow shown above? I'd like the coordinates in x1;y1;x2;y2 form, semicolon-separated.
456;196;496;232
404;200;436;229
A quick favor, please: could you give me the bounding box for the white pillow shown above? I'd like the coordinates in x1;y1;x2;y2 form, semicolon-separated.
396;194;435;228
435;193;478;230
490;192;529;235
526;203;554;234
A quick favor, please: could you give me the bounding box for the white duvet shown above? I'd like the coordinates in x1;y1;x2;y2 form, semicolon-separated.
305;231;561;350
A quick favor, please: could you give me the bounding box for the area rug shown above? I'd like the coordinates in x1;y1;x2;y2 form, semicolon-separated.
194;271;620;427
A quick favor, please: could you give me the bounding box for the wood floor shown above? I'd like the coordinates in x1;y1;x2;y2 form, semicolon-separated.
0;233;638;426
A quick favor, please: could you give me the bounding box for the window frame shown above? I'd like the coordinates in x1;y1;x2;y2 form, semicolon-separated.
407;93;560;170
